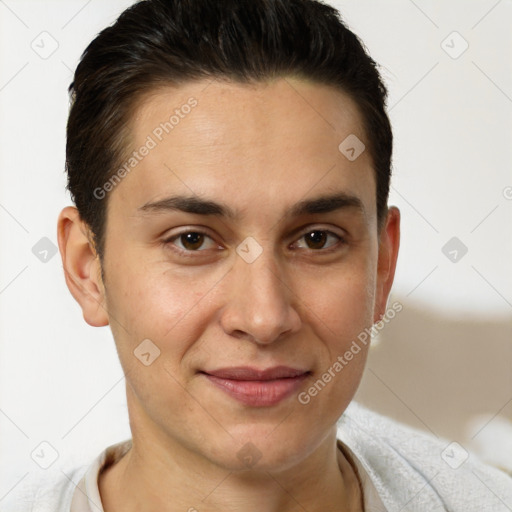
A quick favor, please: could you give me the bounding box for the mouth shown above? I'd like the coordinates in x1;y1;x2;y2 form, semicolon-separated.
199;366;311;407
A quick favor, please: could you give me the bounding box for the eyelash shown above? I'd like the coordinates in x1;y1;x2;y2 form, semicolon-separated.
163;227;347;257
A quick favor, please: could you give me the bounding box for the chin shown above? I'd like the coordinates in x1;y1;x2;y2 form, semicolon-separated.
205;426;316;473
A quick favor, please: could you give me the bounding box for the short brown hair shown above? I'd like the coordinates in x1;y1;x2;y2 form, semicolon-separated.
66;0;392;262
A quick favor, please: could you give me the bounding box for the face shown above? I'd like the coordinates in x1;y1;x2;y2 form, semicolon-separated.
60;77;399;473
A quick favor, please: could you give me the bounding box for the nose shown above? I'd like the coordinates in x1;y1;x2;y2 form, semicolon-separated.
219;249;302;345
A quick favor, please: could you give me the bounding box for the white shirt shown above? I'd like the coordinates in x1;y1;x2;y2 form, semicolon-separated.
4;402;512;511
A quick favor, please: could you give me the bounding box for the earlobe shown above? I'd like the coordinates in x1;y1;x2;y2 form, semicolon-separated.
374;206;400;323
57;206;109;327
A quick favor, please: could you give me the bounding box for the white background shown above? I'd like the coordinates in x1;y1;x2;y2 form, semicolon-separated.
1;0;511;498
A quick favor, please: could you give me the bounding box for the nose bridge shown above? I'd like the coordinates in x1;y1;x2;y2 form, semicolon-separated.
242;250;285;306
220;244;301;344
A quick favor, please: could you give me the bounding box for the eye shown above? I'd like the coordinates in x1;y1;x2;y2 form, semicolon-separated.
164;230;218;252
163;228;345;256
293;229;345;251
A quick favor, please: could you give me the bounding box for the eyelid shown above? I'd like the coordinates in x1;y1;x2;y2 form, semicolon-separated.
291;224;348;242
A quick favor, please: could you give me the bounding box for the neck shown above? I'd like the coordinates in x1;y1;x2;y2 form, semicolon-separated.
98;385;363;511
98;430;363;512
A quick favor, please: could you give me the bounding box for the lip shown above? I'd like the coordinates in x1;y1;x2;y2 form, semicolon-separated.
200;366;311;407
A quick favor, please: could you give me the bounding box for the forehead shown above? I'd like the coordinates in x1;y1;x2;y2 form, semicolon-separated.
132;77;365;155
110;77;375;222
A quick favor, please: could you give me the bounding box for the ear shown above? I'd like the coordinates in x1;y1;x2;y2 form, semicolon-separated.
57;206;109;327
373;206;400;323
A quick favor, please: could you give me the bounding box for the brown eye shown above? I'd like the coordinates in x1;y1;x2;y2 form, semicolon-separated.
294;229;345;251
304;230;328;250
164;230;218;253
179;232;205;250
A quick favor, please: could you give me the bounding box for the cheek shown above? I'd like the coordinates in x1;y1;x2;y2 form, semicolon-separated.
106;268;168;336
293;271;375;424
297;261;376;348
103;258;220;420
103;254;221;362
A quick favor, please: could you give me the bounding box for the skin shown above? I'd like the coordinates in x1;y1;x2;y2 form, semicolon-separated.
57;77;400;512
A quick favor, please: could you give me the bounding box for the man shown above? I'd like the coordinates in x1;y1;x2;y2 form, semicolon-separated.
6;0;512;510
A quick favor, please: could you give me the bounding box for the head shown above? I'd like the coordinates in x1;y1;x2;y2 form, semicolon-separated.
58;0;400;473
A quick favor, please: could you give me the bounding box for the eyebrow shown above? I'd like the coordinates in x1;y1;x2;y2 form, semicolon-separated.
137;192;365;219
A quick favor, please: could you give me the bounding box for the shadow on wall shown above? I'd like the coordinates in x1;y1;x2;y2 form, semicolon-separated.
354;298;512;474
